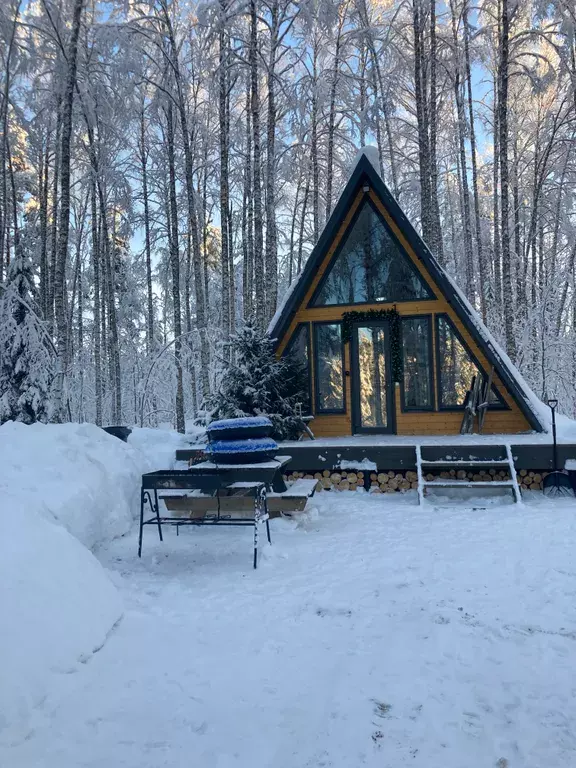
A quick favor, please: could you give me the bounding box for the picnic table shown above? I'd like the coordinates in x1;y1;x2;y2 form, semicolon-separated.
139;456;319;569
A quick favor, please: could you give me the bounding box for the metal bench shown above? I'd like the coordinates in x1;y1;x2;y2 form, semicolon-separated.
139;470;271;569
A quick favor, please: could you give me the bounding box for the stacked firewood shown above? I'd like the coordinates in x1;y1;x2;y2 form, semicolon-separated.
516;470;548;491
282;467;550;492
424;468;511;482
283;469;419;492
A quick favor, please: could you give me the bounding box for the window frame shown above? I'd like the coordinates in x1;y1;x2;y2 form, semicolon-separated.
282;322;312;414
307;197;435;309
434;313;508;411
400;314;435;413
312;321;347;415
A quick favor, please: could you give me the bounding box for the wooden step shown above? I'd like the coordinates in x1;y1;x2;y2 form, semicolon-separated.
420;459;510;467
423;480;515;488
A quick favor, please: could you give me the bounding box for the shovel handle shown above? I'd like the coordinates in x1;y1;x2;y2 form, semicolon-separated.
548;399;558;471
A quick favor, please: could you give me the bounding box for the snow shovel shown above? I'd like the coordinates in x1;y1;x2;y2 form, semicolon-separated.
543;400;574;498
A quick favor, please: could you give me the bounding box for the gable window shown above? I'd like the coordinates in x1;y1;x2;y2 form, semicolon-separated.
313;323;345;412
311;199;433;307
436;315;504;409
401;317;433;410
283;323;311;413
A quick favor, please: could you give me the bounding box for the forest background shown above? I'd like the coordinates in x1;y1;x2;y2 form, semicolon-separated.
0;0;575;429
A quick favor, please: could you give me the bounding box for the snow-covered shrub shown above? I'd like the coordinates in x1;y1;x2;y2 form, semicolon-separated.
204;323;308;440
0;253;54;425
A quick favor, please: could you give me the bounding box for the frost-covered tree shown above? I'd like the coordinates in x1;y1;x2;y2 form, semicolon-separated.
0;254;54;424
205;323;308;440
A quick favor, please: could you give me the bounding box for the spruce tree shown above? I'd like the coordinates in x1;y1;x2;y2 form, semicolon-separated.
205;323;308;440
0;254;54;424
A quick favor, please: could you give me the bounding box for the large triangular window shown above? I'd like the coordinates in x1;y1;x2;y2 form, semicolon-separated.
311;199;433;306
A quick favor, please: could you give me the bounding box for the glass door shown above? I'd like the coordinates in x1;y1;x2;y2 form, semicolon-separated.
351;323;395;433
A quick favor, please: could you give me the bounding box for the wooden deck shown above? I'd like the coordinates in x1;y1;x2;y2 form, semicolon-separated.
176;436;576;473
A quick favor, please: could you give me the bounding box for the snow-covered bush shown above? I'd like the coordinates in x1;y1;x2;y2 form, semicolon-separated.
204;323;308;440
0;253;54;425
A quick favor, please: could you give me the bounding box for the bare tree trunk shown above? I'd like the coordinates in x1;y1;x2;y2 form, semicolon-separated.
48;100;62;331
297;178;310;274
250;0;265;328
0;0;22;282
325;4;346;220
53;0;85;422
265;0;280;322
184;231;199;415
288;181;301;285
449;0;474;299
38;140;50;317
498;0;516;358
218;2;231;346
463;0;486;318
90;176;102;425
512;136;525;324
311;34;320;244
162;3;210;397
492;66;502;315
359;47;367;146
428;0;443;261
243;72;254;320
413;0;432;242
105;190;121;423
140;105;154;356
165;103;185;433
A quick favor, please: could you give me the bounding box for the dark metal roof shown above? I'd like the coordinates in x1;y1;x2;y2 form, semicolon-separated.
269;153;544;432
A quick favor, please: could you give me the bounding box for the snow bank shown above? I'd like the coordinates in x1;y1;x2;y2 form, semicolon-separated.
0;421;149;550
128;426;187;471
0;506;122;745
0;422;149;743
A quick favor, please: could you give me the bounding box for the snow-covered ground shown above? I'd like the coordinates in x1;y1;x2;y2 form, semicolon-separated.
3;490;576;767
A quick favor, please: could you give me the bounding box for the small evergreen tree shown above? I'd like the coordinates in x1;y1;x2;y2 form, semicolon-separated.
205;323;308;440
0;254;54;424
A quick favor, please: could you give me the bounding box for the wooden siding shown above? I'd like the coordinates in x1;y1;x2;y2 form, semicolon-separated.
278;187;532;437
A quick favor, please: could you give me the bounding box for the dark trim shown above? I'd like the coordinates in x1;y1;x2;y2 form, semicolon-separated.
268;153;545;432
400;314;435;413
282;322;312;412
307;195;434;309
177;442;576;471
435;313;508;411
350;319;396;434
312;321;346;415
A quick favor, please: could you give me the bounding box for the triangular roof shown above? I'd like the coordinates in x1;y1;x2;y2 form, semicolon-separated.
269;149;545;433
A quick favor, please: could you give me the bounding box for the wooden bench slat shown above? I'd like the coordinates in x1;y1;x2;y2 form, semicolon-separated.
269;478;318;499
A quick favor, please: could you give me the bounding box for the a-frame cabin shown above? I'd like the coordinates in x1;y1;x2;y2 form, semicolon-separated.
270;150;544;438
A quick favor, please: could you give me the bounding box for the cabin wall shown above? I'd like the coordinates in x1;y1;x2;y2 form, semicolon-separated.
277;188;532;437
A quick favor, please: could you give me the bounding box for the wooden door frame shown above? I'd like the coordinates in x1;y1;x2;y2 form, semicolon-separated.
350;320;397;435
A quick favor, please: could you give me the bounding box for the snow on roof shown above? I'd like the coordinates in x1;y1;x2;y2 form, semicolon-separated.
267;275;301;337
351;145;381;178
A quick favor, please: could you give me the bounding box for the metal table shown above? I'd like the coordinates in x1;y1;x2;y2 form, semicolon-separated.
139;457;291;568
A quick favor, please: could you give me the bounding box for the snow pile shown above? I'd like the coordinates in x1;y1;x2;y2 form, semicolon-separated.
0;421;147;743
0;507;122;745
128;426;187;471
351;145;381;177
0;421;149;550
